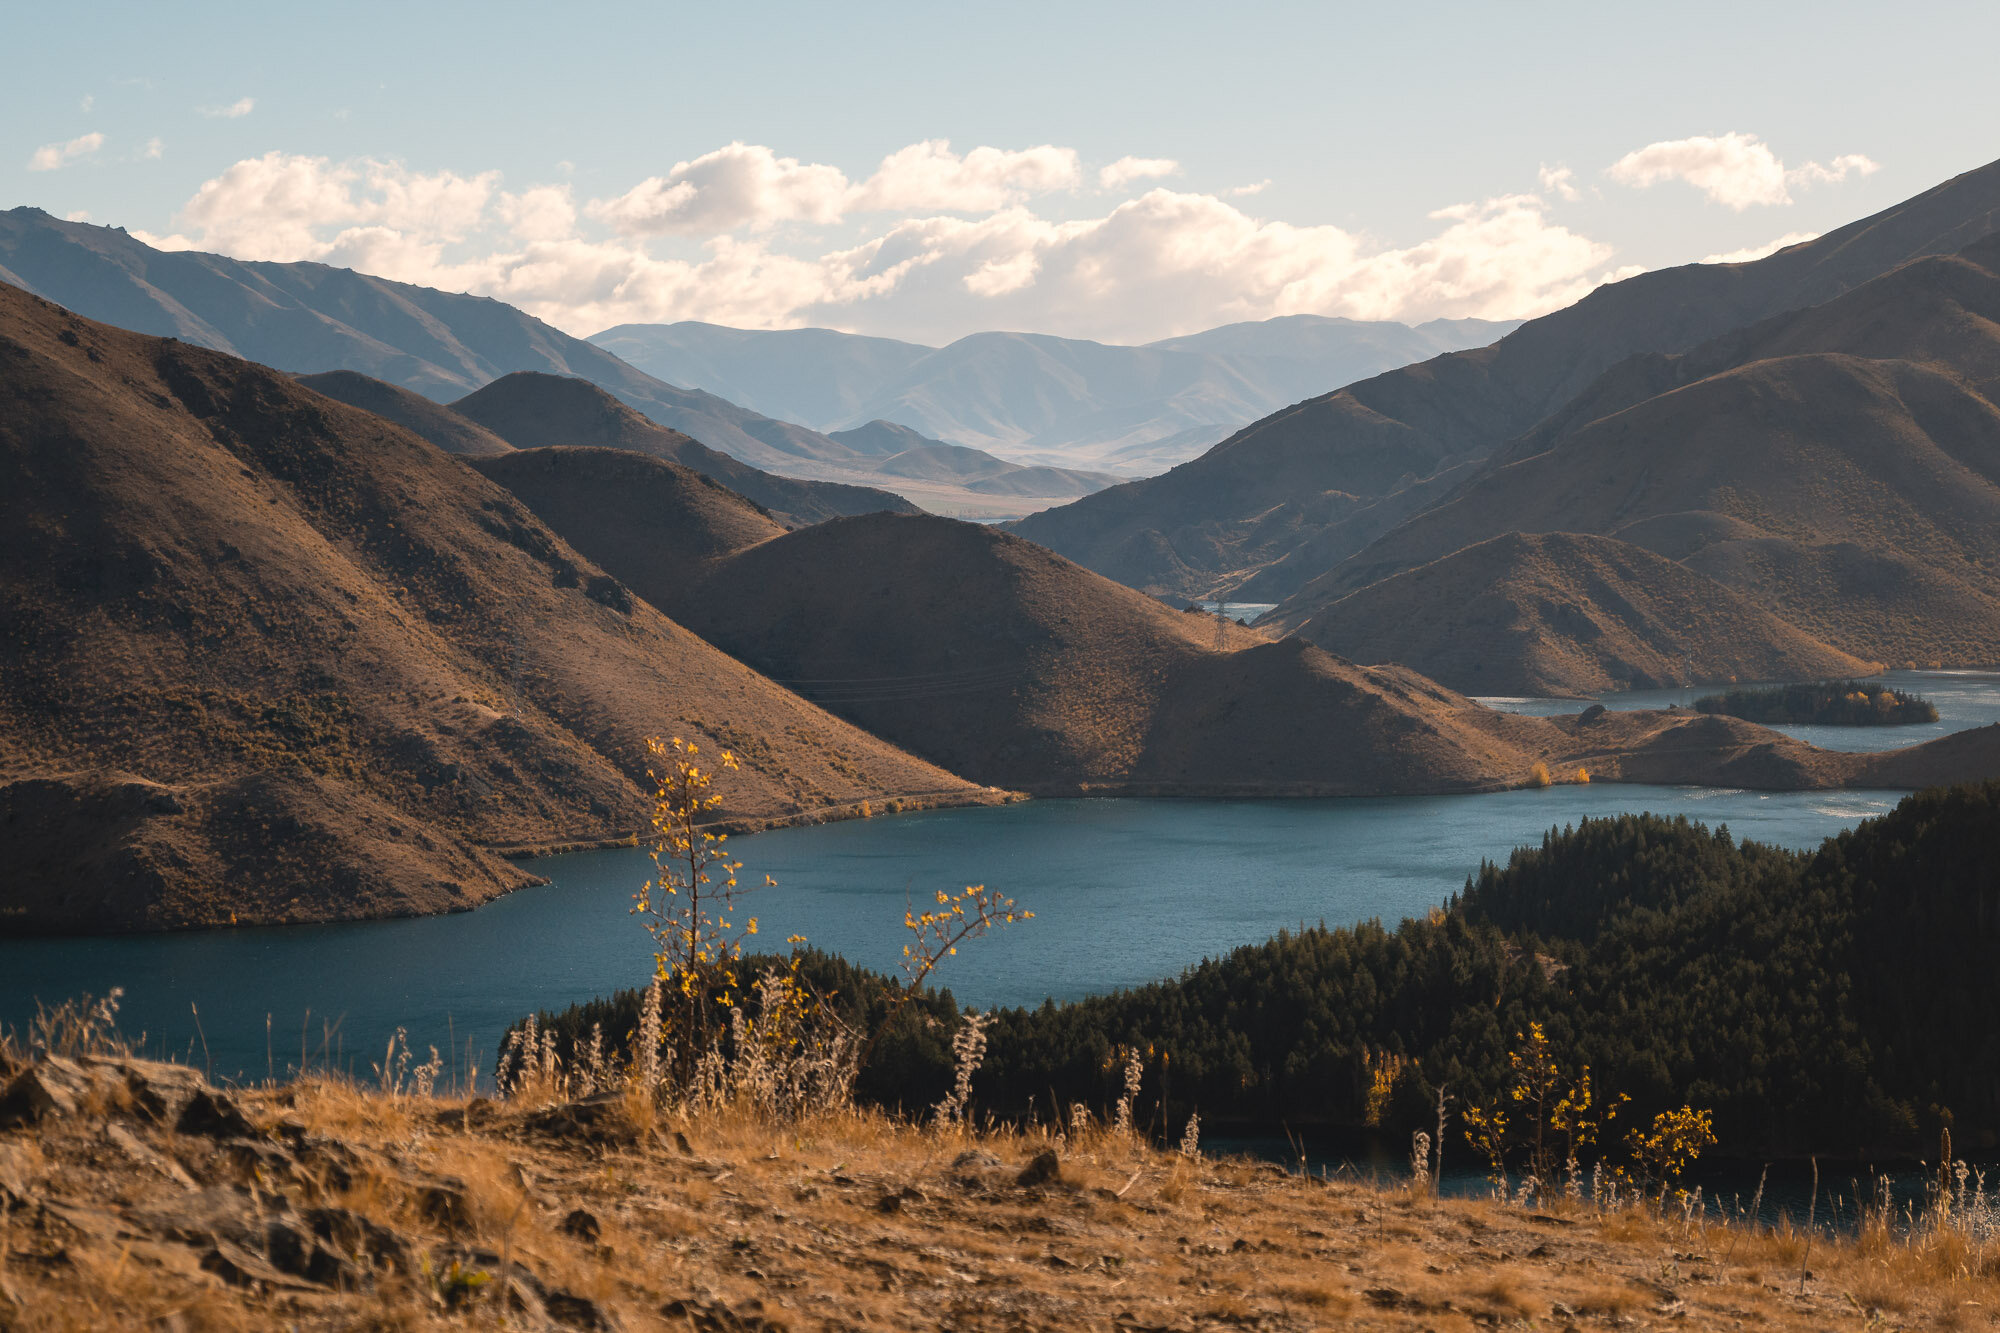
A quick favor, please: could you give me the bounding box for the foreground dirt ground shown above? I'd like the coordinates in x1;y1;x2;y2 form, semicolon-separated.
1;1054;1994;1331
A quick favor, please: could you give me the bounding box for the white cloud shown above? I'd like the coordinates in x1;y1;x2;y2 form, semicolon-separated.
1788;154;1879;187
80;94;94;112
1606;132;1878;209
1701;230;1819;264
587;138;1085;236
147;144;1636;344
849;140;1080;213
1225;180;1271;197
588;142;848;235
500;185;577;242
28;132;105;171
1097;156;1181;190
1537;164;1579;201
65;210;91;223
200;97;256;119
142;137;164;159
146;152;496;261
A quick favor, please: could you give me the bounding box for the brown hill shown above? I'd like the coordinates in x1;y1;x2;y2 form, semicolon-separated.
468;447;786;620
468;466;2000;797
0;284;992;933
1277;353;2000;666
524;507;1537;795
293;369;513;457
1295;531;1875;696
1011;157;2000;600
450;371;915;527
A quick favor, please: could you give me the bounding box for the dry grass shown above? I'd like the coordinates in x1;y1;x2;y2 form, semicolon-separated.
2;1059;1998;1330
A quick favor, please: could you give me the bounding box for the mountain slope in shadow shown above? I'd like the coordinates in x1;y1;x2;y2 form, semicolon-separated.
0;285;989;933
449;372;915;527
1011;157;2000;600
1294;531;1875;696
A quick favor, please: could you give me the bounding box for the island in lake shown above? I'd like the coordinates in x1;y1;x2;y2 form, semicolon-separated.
1693;680;1941;727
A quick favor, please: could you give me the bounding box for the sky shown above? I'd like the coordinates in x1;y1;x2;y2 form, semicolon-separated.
6;0;1998;346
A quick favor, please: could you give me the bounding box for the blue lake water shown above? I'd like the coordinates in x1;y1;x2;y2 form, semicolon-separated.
2;670;1992;1089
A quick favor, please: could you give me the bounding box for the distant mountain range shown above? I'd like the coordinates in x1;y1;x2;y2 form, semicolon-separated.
0;209;1115;518
1012;157;2000;693
591;315;1518;475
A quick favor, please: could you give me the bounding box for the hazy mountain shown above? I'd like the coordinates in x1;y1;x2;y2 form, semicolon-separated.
0;210;1105;515
1272;232;2000;672
1011;157;2000;600
590;322;933;430
0;285;986;932
442;371;910;526
1294;532;1875;697
588;315;1518;475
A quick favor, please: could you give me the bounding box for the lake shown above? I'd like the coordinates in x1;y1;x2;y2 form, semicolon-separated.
3;670;1994;1089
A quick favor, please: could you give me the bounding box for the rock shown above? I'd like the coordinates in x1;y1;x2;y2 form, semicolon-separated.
295;1136;364;1193
526;1090;633;1143
93;1056;207;1124
659;1296;785;1331
416;1182;475;1232
546;1288;624;1330
223;1138;299;1185
199;1237;319;1291
951;1150;1000;1169
1580;704;1608;724
559;1208;602;1244
0;1140;41;1206
175;1088;257;1139
264;1219;360;1289
1017;1150;1062;1188
0;1060;83;1128
103;1123;197;1190
305;1206;410;1273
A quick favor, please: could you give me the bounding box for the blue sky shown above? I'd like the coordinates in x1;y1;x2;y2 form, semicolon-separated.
6;1;1996;343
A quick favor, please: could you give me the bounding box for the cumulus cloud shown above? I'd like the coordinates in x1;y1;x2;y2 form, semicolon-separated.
200;97;256;119
589;139;1083;234
1701;230;1819;264
849;140;1080;213
142;152;496;261
588;142;847;235
142;137;164;159
1098;156;1181;190
28;132;105;171
1538;164;1579;201
1606;132;1878;209
500;185;577;242
145;142;1636;343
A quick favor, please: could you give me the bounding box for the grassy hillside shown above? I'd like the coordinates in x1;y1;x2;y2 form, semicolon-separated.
0;286;993;933
1283;353;2000;667
293;370;514;458
1294;531;1875;696
1011;157;2000;600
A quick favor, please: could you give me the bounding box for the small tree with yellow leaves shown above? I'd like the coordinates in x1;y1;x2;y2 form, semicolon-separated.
855;884;1033;1072
630;735;769;1086
1463;1022;1628;1194
1626;1105;1716;1198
